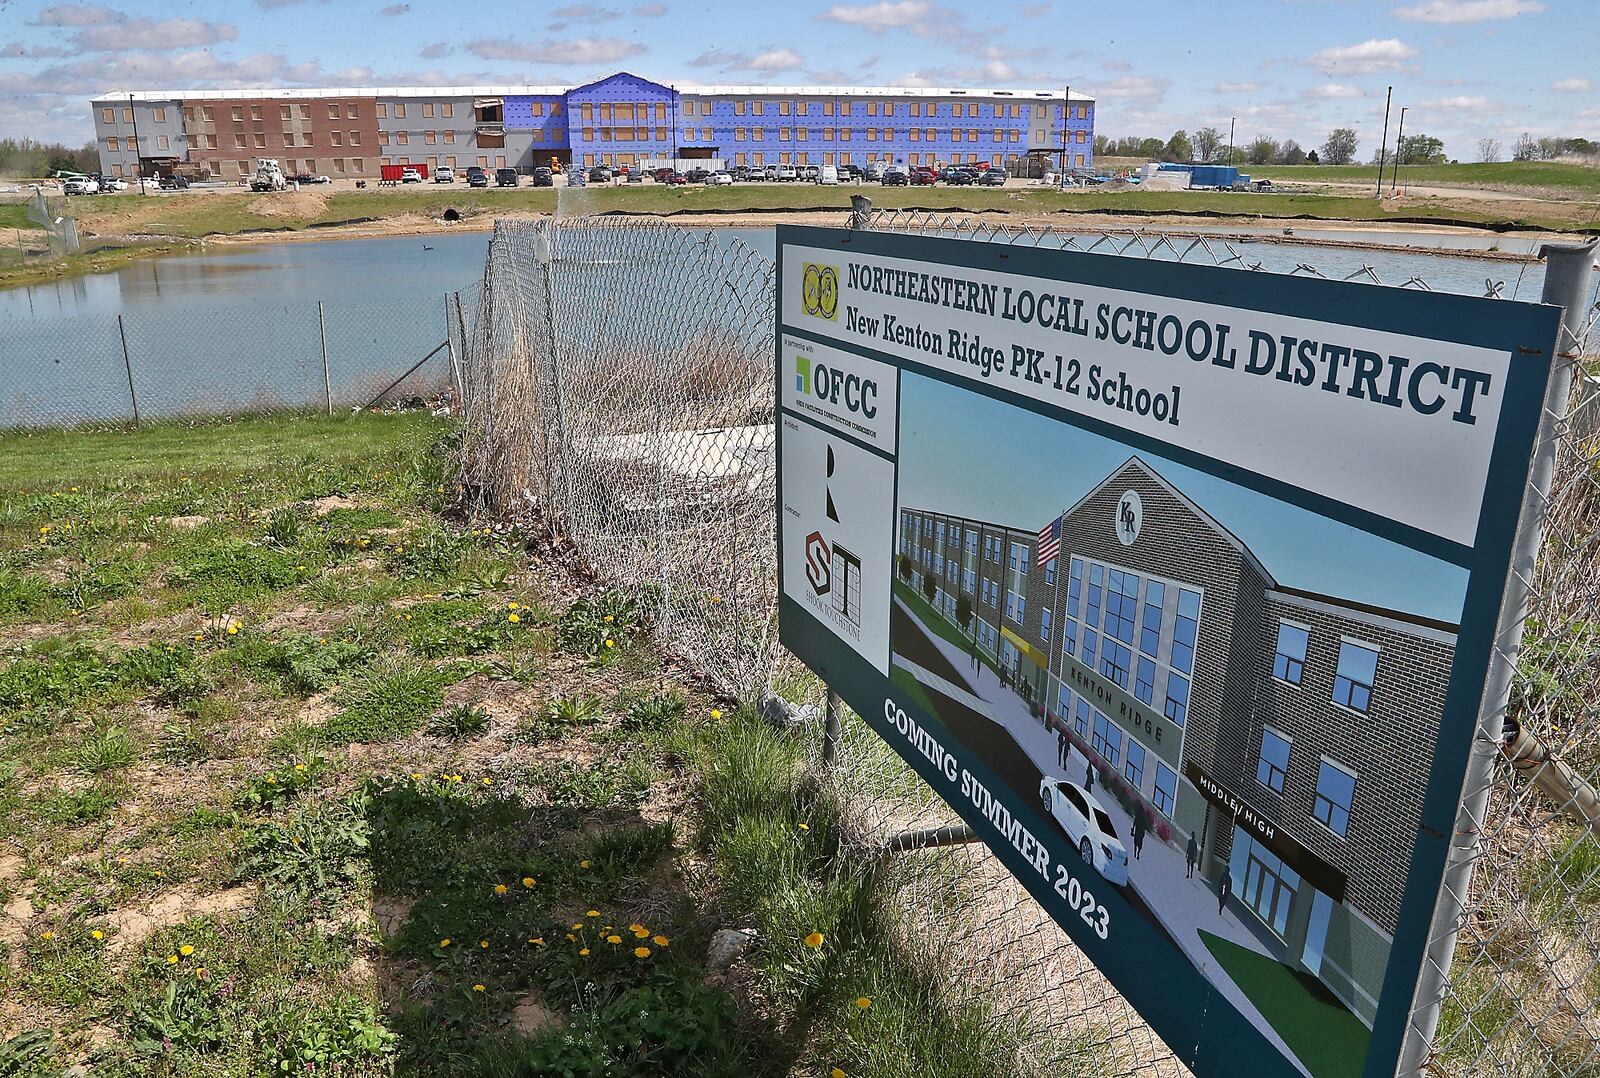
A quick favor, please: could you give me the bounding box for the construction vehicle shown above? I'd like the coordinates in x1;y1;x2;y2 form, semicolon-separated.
249;158;288;192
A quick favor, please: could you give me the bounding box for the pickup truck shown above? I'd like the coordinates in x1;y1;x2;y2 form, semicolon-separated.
495;168;519;187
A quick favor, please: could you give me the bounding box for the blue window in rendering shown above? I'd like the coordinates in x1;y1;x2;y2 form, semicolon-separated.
1153;762;1176;815
1256;728;1291;792
1273;622;1309;684
1333;641;1379;712
1313;759;1357;836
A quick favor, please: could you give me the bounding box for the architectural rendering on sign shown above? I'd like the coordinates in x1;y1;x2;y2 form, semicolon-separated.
90;71;1094;182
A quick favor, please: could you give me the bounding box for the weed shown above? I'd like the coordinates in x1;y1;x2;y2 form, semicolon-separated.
580;821;677;887
262;506;303;547
533;759;651;808
0;568;56;622
236;796;370;896
385;523;469;581
623;690;686;731
32;782;120;826
237;756;327;810
318;664;451;745
547;692;603;727
166;538;301;610
71;723;139;773
0;1030;56;1077
559;591;639;657
428;703;491;739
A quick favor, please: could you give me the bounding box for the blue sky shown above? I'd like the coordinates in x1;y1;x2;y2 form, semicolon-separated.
0;0;1593;156
897;371;1469;623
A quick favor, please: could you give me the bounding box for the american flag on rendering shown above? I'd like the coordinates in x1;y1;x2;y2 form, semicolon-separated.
1036;514;1063;567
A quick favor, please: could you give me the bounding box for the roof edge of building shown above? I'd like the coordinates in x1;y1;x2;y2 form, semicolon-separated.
93;82;1095;104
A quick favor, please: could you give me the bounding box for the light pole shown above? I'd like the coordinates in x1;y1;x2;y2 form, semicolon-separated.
1058;86;1069;189
128;92;147;195
670;84;679;171
1375;85;1392;199
1391;106;1408;195
1227;116;1235;167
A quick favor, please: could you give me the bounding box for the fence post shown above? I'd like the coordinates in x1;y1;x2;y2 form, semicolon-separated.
533;225;575;521
317;300;332;416
822;690;842;770
444;292;465;410
116;314;140;428
1397;240;1597;1077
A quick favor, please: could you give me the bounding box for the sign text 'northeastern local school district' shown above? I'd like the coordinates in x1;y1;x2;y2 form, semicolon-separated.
774;226;1561;1078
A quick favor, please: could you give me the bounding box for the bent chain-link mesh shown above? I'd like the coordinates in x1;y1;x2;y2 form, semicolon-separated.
0;295;460;430
458;208;1600;1078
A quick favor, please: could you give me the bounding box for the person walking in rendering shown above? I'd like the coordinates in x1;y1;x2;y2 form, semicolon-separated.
1217;871;1232;915
1085;759;1095;793
1185;833;1199;879
1056;727;1069;769
1131;809;1147;860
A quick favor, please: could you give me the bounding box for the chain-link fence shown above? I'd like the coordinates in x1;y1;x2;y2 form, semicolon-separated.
454;207;1600;1077
0;292;467;429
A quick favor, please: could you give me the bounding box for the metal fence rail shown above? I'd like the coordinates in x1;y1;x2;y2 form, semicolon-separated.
455;208;1600;1077
0;293;464;430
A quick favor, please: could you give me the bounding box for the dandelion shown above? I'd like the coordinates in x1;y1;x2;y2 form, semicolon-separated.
293;763;306;772
653;934;669;947
482;777;492;786
586;910;600;918
832;1069;847;1078
91;930;104;941
604;614;614;622
40;931;55;940
195;967;208;980
804;932;825;949
411;772;422;781
566;933;577;942
571;923;585;931
605;639;614;648
166;954;179;965
179;944;194;956
579;947;590;956
607;934;622;944
508;602;519;610
528;937;545;945
508;613;521;623
798;823;810;831
629;923;647;935
194;633;204;641
634;946;651;958
479;940;489;949
522;877;536;888
579;859;590;869
494;884;508;895
472;983;486;992
38;526;49;534
855;997;872;1009
439;938;451;948
710;709;722;719
227;625;239;636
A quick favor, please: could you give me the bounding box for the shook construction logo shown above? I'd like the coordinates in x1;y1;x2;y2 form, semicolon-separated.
801;263;839;321
805;530;831;595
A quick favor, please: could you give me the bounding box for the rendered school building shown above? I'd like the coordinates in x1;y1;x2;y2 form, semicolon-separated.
90;70;1094;182
896;456;1458;1028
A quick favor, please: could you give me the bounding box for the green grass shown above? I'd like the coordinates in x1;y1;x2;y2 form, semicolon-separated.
1247;160;1600;198
1198;930;1370;1078
0;202;42;231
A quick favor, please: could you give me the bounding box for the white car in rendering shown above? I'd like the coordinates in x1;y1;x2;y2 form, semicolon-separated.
1039;778;1129;886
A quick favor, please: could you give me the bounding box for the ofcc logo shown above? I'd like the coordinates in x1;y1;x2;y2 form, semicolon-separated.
795;356;878;419
801;263;839;320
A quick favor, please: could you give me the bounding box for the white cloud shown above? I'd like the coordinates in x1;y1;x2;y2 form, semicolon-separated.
465;36;644;64
419;41;453;58
1551;77;1592;93
1214;81;1259;93
71;17;238;51
817;1;932;30
692;47;804;74
1393;0;1543;23
632;2;667;13
1303;82;1365;99
1417;94;1491;109
1090;75;1171;104
1308;38;1418;74
378;3;411;14
748;48;804;73
31;3;122;26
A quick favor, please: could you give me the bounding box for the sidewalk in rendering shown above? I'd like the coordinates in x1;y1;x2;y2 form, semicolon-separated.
893;596;1312;1076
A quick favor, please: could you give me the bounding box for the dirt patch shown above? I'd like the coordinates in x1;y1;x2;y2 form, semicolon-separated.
304;494;361;515
167;515;209;530
511;991;565;1036
246;191;328;219
371;893;416;938
106;883;257;953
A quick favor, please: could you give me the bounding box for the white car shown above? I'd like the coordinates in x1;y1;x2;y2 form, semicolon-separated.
434;166;455;183
776;164;798;182
818;164;839;185
401;167;422;183
706;170;734;185
63;178;98;195
1039;778;1129;886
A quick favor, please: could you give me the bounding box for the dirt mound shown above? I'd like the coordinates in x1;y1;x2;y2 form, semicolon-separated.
246;191;328;219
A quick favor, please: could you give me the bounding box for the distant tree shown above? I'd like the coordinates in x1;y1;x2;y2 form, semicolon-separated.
1398;133;1446;165
1536;136;1568;160
897;554;912;583
1137;137;1166;159
1277;139;1306;165
921;569;937;604
1566;137;1598;156
956;593;974;635
0;137;96;179
1192;126;1222;162
1246;135;1279;165
1321;128;1358;165
1476;138;1502;163
1305;149;1320;164
1162;130;1192;162
1093;134;1110;156
1512;132;1539;161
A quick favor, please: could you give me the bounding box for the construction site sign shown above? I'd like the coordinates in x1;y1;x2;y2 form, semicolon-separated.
774;225;1562;1077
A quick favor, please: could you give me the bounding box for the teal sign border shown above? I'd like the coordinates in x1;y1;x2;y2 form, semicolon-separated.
775;225;1561;1078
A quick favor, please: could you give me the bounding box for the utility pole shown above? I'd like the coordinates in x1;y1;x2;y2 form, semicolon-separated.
670;84;679;170
1391;106;1408;194
1375;86;1392;199
1059;86;1069;189
128;92;147;195
1227;116;1236;167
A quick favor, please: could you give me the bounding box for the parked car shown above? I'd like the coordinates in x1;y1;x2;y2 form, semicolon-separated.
684;167;710;183
979;168;1006;187
495;168;519;187
863;165;882;182
531;167;553;187
880;168;908;186
99;176;130;192
799;165;820;182
588;167;611;183
567;169;586;187
63;177;97;195
763;165;780;181
817;164;839;185
434;166;455;183
400;167;422;183
156;175;187;191
626;169;643;183
706;170;734;185
466;167;489;188
659;171;686;185
776;164;798;182
908;167;937;185
730;165;754;182
1038;778;1129;886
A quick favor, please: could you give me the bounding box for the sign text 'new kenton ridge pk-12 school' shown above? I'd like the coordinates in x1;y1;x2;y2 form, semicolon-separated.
773;225;1563;1078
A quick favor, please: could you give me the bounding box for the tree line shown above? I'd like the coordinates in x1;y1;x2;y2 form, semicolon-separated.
1095;127;1597;168
0;138;99;179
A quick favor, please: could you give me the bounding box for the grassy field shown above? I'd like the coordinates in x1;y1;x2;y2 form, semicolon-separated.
1246;160;1600;198
0;411;1092;1077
